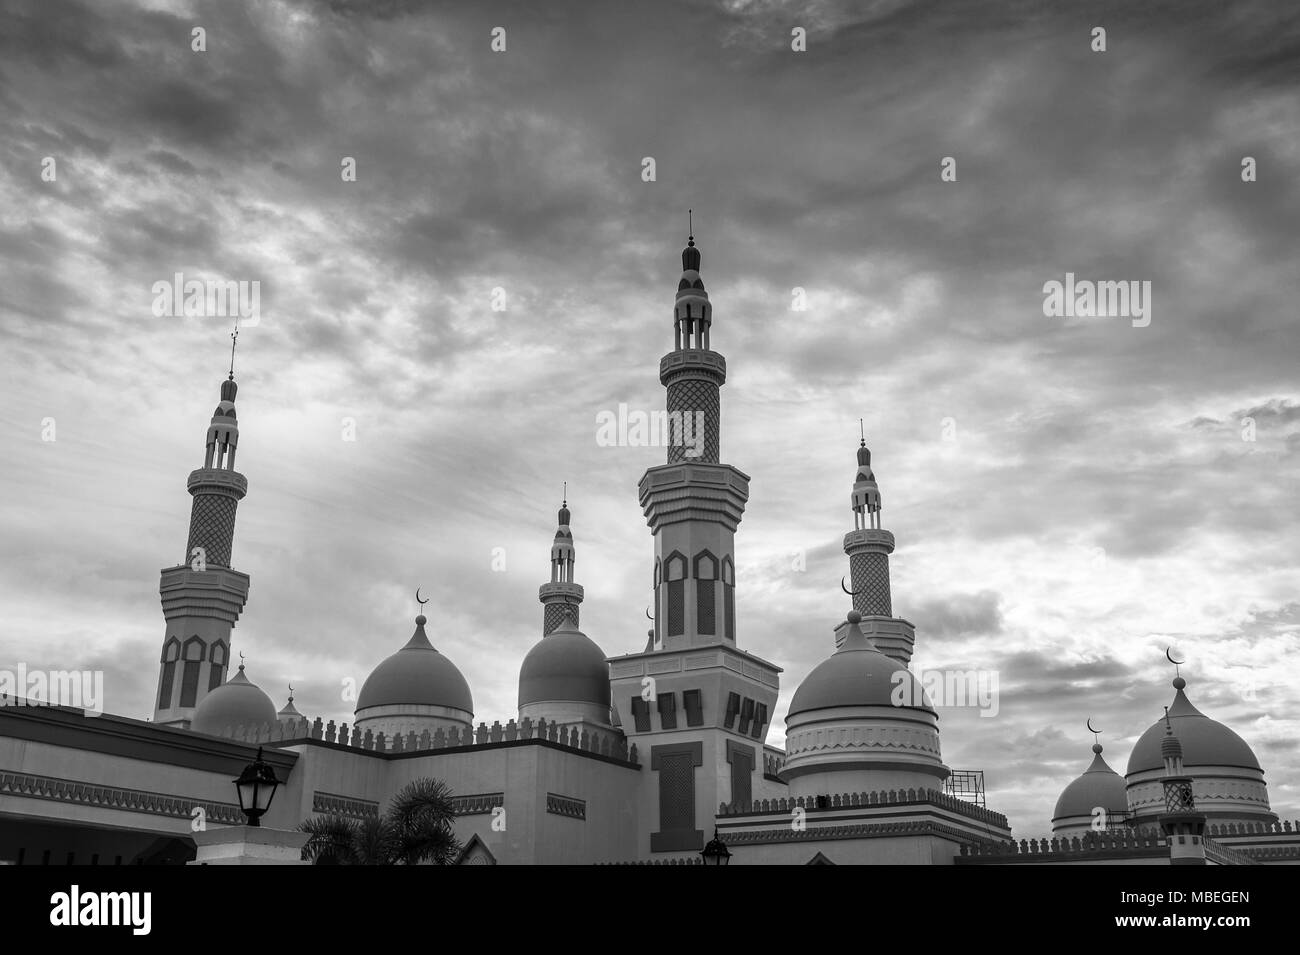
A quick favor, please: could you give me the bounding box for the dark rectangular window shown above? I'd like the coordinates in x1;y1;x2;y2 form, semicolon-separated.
658;692;678;730
723;692;740;730
667;580;685;636
683;689;704;726
750;702;768;739
178;660;202;708
728;745;754;809
630;696;652;732
157;661;176;709
696;579;716;634
738;697;755;735
207;664;225;692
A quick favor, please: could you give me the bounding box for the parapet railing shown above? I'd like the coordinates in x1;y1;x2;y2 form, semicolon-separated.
718;786;1010;831
216;715;639;766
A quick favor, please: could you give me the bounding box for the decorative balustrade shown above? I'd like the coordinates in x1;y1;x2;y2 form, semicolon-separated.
217;715;639;766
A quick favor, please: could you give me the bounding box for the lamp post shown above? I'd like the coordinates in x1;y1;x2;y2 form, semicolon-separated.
233;747;280;827
700;828;731;866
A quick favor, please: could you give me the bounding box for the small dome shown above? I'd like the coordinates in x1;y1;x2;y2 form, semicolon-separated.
518;619;610;708
1053;746;1127;823
788;611;933;716
191;665;278;736
1127;679;1261;775
356;615;473;714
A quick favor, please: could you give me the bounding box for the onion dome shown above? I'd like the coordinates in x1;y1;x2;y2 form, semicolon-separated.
191;664;277;736
518;618;611;709
1127;677;1260;775
681;234;701;273
356;614;473;714
789;611;931;717
1052;743;1127;833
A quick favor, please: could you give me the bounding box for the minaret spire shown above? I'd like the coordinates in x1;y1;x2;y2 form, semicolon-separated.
153;341;252;727
838;427;911;662
539;492;582;634
228;319;239;380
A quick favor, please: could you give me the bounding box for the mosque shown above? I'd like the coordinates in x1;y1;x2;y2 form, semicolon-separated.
1;234;1297;866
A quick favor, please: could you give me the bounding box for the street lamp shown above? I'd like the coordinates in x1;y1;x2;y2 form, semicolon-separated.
233;747;280;827
700;829;731;866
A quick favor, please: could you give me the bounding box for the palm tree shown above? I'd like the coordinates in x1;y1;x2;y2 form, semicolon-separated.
300;778;461;865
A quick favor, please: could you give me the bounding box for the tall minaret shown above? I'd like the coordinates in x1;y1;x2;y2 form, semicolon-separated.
639;223;749;649
614;226;779;858
836;431;914;664
153;334;251;727
539;489;582;634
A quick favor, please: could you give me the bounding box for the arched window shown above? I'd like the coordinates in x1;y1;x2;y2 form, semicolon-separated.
179;635;206;708
693;551;718;636
157;638;181;710
665;552;688;637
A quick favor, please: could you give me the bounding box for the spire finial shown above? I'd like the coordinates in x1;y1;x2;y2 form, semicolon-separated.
1164;705;1173;733
238;651;245;672
859;417;865;446
228;318;239;381
287;683;294;703
562;481;567;507
688;208;694;245
1087;717;1102;750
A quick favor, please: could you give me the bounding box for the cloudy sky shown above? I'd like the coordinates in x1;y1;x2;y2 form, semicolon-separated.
2;0;1297;835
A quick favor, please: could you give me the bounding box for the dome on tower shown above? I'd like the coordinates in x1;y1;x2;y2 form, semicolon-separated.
1126;677;1260;775
1052;743;1127;832
356;615;473;714
518;619;611;709
783;611;946;798
277;690;303;724
788;612;932;717
191;664;278;736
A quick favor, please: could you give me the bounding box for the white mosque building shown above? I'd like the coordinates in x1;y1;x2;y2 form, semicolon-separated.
1;234;1297;865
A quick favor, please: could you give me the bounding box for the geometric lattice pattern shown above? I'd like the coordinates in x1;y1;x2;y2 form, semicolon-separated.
667;580;685;636
658;753;695;832
543;602;579;636
851;551;892;617
186;493;238;568
666;377;719;464
696;579;716;635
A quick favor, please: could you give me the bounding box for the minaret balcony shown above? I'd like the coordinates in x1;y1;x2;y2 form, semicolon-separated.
843;528;895;553
538;581;584;603
187;467;248;497
639;463;750;531
660;349;726;385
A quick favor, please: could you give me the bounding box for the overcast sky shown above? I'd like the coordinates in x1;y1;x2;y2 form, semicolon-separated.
2;0;1297;835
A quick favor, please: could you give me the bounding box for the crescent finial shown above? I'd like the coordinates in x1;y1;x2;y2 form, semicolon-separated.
415;587;430;609
645;605;655;621
841;575;864;597
1087;717;1100;736
1165;646;1184;666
